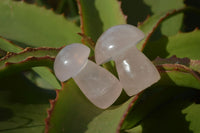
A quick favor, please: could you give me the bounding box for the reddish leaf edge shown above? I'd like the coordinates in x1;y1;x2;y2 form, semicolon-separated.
0;47;62;62
0;47;63;77
45;87;62;133
154;56;200;81
0;56;55;78
116;93;140;133
154;55;200;74
76;0;85;44
139;7;187;51
77;32;95;50
157;64;200;81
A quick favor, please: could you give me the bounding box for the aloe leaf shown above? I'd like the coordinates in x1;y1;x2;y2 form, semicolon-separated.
182;103;200;133
136;8;185;51
153;56;200;73
85;97;137;133
121;0;152;26
143;30;200;60
127;93;200;133
140;93;195;133
156;64;200;89
143;0;185;36
77;0;126;42
0;73;55;133
0;37;22;53
32;67;61;89
45;80;137;133
0;47;60;77
45;79;103;133
45;79;138;133
121;87;198;131
121;0;184;36
0;0;81;48
153;56;200;89
124;125;142;133
0;38;61;89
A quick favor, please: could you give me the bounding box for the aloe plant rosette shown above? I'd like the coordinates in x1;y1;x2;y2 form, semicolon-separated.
0;0;200;133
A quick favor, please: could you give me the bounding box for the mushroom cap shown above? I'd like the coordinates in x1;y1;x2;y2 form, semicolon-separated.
95;24;145;65
54;43;90;82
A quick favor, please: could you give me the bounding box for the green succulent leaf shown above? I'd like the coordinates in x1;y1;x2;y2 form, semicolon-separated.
0;73;55;133
153;56;200;73
0;0;199;133
0;37;22;53
124;125;143;133
121;0;184;36
46;79;103;133
143;0;184;36
121;86;198;131
32;67;61;89
125;92;200;133
0;0;81;48
85;96;137;133
183;103;200;133
143;30;200;60
137;8;185;51
156;64;200;89
121;0;152;26
140;93;195;133
77;0;126;42
0;38;61;89
0;47;60;77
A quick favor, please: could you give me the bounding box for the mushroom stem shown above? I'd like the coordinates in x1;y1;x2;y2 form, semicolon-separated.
73;60;122;109
113;46;160;96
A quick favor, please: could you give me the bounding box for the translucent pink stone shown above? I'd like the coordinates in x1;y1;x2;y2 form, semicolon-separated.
54;43;90;82
95;24;160;96
73;60;122;109
54;43;122;109
113;46;160;96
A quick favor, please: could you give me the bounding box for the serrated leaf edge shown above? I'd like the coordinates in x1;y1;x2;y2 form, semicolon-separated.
139;7;186;51
45;89;61;133
0;47;62;62
116;94;140;133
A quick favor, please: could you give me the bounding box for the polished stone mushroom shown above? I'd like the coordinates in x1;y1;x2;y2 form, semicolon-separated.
54;43;122;109
95;24;160;96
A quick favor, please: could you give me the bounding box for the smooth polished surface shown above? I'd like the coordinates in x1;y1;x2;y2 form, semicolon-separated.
95;24;145;65
54;43;90;82
114;46;160;96
73;60;122;109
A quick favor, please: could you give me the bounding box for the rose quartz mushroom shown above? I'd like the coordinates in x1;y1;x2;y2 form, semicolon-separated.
54;43;122;109
95;24;160;96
